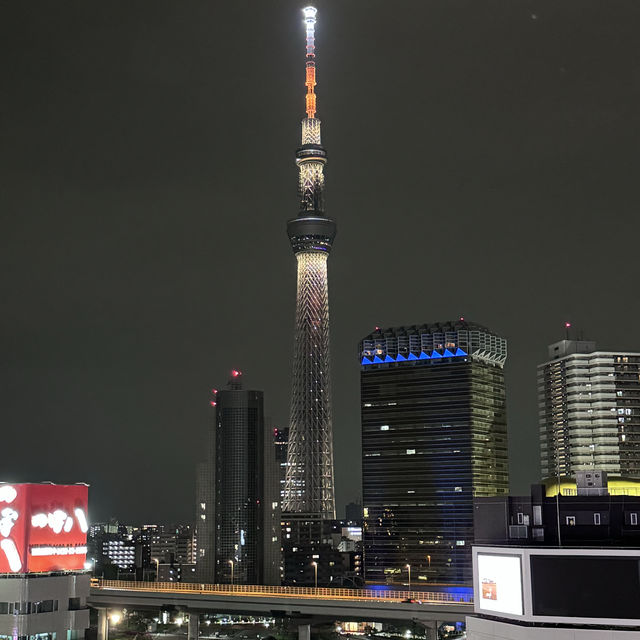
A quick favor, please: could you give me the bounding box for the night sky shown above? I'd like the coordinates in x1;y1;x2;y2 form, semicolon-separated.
3;1;640;524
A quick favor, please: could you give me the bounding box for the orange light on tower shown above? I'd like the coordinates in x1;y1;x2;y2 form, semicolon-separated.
306;93;317;119
303;7;318;118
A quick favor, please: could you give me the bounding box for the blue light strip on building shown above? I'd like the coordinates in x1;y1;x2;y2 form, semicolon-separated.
361;348;468;366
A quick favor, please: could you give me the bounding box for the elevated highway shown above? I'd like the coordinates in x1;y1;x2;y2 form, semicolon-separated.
88;579;472;639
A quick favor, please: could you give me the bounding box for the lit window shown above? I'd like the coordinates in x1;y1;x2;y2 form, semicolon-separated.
380;425;389;431
593;513;601;525
406;449;416;455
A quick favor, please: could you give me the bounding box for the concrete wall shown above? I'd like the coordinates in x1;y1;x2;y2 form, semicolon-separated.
467;616;640;639
0;573;90;638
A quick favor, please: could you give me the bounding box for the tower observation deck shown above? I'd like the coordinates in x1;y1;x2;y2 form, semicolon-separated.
283;6;336;520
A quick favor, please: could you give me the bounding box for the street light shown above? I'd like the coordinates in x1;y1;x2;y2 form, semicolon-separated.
229;560;234;585
311;561;318;589
110;612;122;625
406;564;411;589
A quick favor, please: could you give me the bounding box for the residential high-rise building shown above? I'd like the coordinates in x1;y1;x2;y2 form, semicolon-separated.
539;339;640;482
283;6;336;522
195;371;280;585
360;321;509;585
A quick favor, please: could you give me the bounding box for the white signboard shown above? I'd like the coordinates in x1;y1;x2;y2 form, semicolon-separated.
477;553;523;616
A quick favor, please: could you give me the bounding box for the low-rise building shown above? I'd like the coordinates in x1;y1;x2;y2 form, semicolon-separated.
474;474;640;547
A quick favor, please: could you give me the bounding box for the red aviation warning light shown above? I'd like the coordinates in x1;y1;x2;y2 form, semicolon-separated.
303;6;318;118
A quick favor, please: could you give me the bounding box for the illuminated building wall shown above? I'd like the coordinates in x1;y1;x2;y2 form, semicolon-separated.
283;6;336;521
539;340;640;480
0;483;90;640
360;321;509;585
273;427;289;502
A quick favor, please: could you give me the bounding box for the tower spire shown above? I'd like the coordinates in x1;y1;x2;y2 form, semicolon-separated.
303;6;317;119
295;6;327;216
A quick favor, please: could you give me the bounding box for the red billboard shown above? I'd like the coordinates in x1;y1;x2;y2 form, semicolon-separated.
0;483;88;574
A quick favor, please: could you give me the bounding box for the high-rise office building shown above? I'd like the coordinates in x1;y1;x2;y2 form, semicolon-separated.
283;6;336;521
539;339;640;481
360;321;509;585
195;371;280;585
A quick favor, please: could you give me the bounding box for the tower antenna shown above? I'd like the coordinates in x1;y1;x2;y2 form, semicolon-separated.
303;7;317;118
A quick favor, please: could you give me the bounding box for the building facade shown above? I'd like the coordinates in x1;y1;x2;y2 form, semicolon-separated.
195;372;279;585
273;427;289;503
474;479;640;547
360;321;509;585
539;339;640;480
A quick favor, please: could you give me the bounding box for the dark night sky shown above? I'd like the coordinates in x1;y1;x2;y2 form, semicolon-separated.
2;1;640;524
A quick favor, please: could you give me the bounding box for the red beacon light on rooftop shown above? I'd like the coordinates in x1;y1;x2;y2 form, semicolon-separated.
231;369;242;378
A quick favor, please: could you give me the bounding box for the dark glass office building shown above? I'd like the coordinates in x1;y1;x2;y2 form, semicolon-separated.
360;321;509;585
195;371;280;585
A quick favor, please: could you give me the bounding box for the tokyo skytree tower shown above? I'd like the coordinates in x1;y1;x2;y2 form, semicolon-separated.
283;6;336;520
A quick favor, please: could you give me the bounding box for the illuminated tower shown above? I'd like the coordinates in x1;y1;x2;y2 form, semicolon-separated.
283;6;336;520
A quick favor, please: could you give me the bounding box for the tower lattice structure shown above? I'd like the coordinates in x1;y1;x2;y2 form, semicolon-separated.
283;7;336;520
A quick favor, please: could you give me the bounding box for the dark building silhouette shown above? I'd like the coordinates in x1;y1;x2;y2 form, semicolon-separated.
345;501;363;523
281;518;361;587
475;475;640;547
195;371;279;584
360;321;509;585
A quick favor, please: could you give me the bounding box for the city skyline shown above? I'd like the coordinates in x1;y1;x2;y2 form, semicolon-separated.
2;1;640;523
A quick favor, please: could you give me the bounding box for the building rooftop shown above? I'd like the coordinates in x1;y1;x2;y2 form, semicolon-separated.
361;319;497;341
359;320;507;367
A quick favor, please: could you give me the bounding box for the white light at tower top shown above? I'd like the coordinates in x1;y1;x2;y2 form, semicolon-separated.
303;6;317;21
